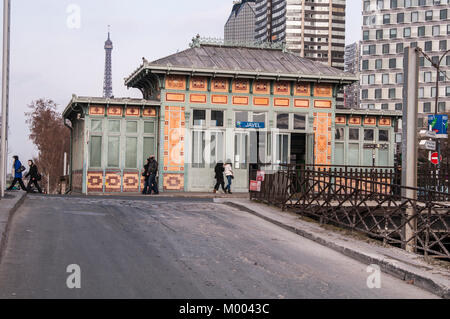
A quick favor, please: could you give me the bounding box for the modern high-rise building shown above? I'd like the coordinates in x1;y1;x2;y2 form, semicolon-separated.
255;0;287;43
285;0;346;69
225;0;257;43
224;0;346;69
360;0;450;113
344;42;361;108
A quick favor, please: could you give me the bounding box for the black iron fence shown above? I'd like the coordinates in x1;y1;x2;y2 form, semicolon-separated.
250;164;450;260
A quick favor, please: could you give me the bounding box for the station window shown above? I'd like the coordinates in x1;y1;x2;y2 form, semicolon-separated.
211;111;224;127
193;110;207;126
364;129;374;141
349;128;360;141
277;113;289;130
335;127;345;141
144;121;155;134
235;111;249;124
125;137;138;168
126;121;138;134
108;120;121;133
90;136;102;168
379;130;389;142
107;136;120;168
91;120;102;133
293;114;306;130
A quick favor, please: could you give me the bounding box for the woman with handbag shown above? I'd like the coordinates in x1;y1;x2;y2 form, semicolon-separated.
224;161;234;194
7;155;27;191
25;160;42;193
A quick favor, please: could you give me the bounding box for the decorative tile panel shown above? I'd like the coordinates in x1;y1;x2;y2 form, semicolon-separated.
314;100;332;109
294;99;310;108
274;98;290;107
126;107;140;117
294;83;310;96
274;81;290;95
163;174;184;191
105;172;121;192
232;96;249;105
253;80;270;95
335;116;346;125
364;117;377;126
349;116;362;125
166;93;185;102
314;84;333;97
87;172;103;193
108;106;123;117
211;95;228;104
143;107;157;117
211;78;229;92
232;79;249;93
313;114;332;166
89;106;105;116
190;94;207;103
379;118;392;126
166;75;186;90
189;77;207;91
123;173;140;192
253;97;269;106
164;106;185;183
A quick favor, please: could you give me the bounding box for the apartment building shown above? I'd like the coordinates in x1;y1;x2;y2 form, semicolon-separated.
344;42;361;108
360;0;450;113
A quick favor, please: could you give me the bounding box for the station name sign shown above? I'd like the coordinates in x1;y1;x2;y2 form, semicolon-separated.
236;122;265;129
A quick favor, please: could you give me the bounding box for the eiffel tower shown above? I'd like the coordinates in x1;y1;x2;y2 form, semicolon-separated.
103;27;113;98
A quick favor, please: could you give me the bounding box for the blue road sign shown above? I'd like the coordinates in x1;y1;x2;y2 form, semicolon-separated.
428;114;448;138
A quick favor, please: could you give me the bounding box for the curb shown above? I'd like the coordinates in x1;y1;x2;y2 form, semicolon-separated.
224;201;450;299
0;192;27;263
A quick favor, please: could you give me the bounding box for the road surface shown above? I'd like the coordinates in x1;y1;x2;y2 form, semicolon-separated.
0;195;439;299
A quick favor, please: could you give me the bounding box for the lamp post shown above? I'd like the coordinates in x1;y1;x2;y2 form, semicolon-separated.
0;0;11;199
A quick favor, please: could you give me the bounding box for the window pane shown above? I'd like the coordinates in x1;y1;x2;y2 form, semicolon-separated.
235;111;248;123
144;121;155;134
348;144;359;166
90;136;102;167
91;120;102;132
125;137;137;168
364;129;374;141
109;120;121;133
126;121;138;133
335;143;344;165
335;127;345;141
107;136;120;167
193;110;206;126
379;130;389;142
349;128;360;140
379;149;389;166
143;137;155;166
294;114;306;130
277;113;289;130
192;131;205;168
363;148;373;166
253;112;266;124
211;111;224;127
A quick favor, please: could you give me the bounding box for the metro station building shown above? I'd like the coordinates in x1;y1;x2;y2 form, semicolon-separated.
63;42;401;194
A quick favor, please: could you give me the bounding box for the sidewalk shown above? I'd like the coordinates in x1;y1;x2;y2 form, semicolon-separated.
69;192;250;199
215;198;450;299
0;191;27;262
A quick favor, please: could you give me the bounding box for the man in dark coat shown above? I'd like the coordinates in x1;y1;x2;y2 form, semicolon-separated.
148;156;159;195
142;158;151;195
214;162;226;193
25;160;42;193
7;155;26;191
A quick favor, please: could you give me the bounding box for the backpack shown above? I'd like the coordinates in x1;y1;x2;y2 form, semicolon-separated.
36;173;42;181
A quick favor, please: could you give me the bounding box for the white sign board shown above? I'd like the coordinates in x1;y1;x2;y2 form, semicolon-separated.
419;140;436;151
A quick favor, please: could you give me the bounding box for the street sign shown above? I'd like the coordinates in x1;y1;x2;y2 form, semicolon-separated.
431;152;439;165
419;130;437;139
236;121;265;129
250;180;261;192
428;115;448;138
419;140;436;151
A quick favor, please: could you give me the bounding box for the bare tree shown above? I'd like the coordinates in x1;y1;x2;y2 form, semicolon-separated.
25;99;70;194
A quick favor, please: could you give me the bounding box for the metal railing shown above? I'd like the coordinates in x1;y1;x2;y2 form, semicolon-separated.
250;164;450;260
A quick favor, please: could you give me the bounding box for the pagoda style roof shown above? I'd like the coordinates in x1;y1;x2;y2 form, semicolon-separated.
125;44;358;87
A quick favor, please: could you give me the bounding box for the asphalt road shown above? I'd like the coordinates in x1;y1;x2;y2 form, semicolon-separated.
0;195;439;299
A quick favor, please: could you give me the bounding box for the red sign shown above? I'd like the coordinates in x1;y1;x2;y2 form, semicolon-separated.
250;180;261;192
431;152;439;165
256;171;265;182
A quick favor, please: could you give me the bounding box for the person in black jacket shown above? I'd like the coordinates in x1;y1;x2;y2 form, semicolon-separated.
142;158;151;195
148;156;159;195
25;160;42;193
213;162;226;193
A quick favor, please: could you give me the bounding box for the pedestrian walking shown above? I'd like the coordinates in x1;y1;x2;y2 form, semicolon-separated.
142;158;151;195
7;156;27;191
213;162;226;193
224;161;234;194
148;156;159;195
25;160;42;193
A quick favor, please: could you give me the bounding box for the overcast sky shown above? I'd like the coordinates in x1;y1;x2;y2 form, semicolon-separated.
0;0;362;170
